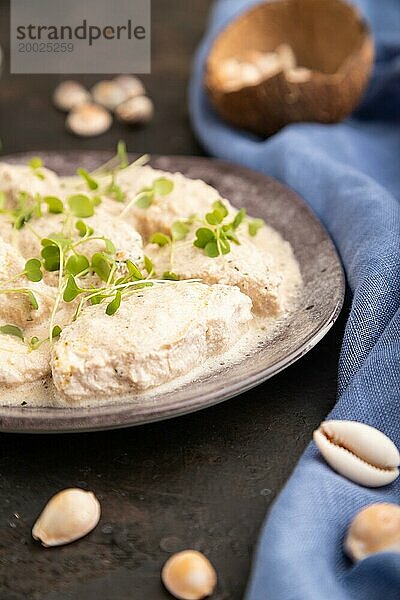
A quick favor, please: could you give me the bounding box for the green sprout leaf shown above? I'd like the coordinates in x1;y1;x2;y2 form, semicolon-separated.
26;290;39;310
153;177;174;196
28;157;43;170
68;194;94;218
126;260;143;280
44;196;64;214
204;241;219;258
25;258;43;282
232;208;246;230
29;336;40;349
103;238;116;255
66;254;90;276
41;240;63;271
0;324;24;340
77;168;99;191
248;218;265;237
75;220;94;238
63;275;81;302
223;228;240;245
0;191;6;210
106;291;122;316
52;325;62;339
117;140;129;169
106;176;126;202
163;271;179;281
41;243;60;272
205;200;228;225
149;232;171;247
144;255;154;276
171;220;190;241
193;228;215;249
90;294;104;305
91;252;111;282
14;210;33;230
219;237;231;255
135;189;154;209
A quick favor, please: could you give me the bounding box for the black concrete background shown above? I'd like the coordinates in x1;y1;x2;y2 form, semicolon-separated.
0;1;348;598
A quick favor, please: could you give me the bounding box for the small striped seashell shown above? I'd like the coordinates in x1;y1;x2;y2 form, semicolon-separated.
313;420;399;487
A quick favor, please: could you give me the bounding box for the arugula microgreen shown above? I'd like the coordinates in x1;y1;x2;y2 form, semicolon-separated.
150;218;190;273
29;157;45;180
248;218;265;236
68;194;95;218
24;258;43;282
77;168;99;191
44;196;64;214
75;219;94;238
120;176;174;216
192;201;263;258
0;324;24;340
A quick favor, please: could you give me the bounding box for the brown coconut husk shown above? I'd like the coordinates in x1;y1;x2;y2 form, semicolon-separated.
205;0;374;136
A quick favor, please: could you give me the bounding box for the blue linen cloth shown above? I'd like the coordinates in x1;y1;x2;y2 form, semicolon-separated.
189;1;400;598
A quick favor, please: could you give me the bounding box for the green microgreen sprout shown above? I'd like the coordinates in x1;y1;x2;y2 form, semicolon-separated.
29;157;45;180
0;143;237;353
106;290;121;316
68;194;95;218
106;173;125;202
44;196;64;214
24;258;43;282
193;202;259;258
144;255;155;278
0;324;24;340
77;168;99;191
11;192;42;230
120;176;174;216
75;219;94;238
248;218;265;237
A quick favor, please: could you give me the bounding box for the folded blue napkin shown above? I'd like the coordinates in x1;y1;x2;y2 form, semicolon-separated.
189;1;400;598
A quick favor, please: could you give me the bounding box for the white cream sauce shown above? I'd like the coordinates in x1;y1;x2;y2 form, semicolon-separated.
0;164;302;408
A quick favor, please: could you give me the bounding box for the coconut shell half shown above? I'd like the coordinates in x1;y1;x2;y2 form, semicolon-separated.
205;0;374;137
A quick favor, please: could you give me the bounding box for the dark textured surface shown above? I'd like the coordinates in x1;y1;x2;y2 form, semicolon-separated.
0;1;348;598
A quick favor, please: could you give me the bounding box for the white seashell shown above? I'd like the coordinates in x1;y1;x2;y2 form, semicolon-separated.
115;95;154;125
313;420;400;487
32;488;101;547
161;550;217;600
91;80;128;111
344;503;400;561
114;75;146;99
66;102;112;137
285;67;312;83
53;80;91;112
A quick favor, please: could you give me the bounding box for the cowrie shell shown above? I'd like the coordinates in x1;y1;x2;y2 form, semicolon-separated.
32;488;101;547
313;420;399;487
344;503;400;561
161;550;217;600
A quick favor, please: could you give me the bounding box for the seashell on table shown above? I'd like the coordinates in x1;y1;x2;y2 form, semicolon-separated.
32;487;101;547
313;420;400;487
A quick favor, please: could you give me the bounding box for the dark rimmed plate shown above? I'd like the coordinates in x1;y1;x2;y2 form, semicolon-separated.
0;152;344;433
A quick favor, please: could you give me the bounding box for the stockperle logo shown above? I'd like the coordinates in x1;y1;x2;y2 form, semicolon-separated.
11;0;150;74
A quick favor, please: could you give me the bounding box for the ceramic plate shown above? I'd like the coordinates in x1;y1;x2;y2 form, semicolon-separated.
0;152;344;433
